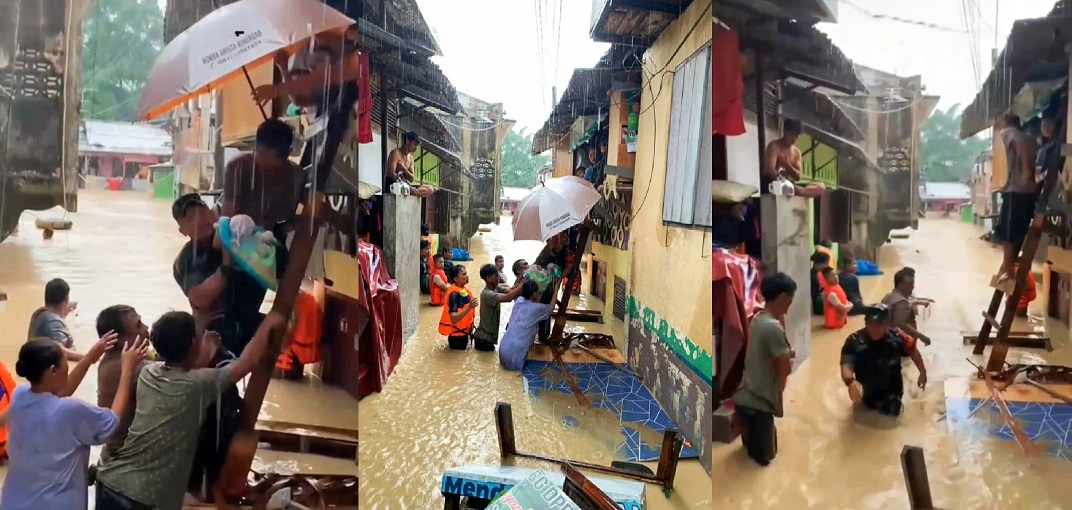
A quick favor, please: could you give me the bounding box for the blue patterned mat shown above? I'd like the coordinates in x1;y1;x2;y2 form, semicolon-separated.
522;361;700;462
945;397;1072;460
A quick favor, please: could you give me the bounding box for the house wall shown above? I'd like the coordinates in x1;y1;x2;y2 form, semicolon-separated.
626;0;712;474
590;91;634;324
81;153;166;178
724;113;763;189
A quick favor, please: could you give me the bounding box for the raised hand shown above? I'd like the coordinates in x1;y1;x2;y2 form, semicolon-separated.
85;331;119;364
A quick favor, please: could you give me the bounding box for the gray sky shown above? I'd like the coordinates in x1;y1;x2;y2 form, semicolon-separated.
416;0;608;132
819;0;1055;112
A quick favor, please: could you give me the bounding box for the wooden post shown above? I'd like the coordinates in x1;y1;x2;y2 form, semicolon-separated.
561;464;620;510
653;429;683;491
495;402;517;458
900;445;934;510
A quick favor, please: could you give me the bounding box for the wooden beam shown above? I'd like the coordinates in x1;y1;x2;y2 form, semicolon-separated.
900;445;934;510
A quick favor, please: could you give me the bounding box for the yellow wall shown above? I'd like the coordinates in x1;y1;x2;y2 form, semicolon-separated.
552;136;573;178
629;0;712;359
991;133;1008;192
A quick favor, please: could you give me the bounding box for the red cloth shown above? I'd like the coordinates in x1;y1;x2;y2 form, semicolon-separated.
712;28;745;136
357;241;403;396
713;248;762;401
356;52;373;144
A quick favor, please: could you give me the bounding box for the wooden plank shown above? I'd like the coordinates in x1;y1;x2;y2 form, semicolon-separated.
495;402;518;458
653;429;683;491
962;333;1051;351
255;429;357;461
527;345;626;364
981;369;1040;457
900;445;934;510
543;227;594;407
561;464;621;510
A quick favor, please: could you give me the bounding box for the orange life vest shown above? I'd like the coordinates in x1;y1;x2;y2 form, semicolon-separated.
823;284;849;329
430;264;448;306
275;291;322;371
438;285;474;337
0;362;18;459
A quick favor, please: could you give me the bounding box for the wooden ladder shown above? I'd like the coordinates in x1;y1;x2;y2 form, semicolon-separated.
973;141;1066;374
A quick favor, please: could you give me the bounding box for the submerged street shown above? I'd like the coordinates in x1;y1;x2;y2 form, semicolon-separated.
0;190;358;504
358;218;712;508
712;218;1072;509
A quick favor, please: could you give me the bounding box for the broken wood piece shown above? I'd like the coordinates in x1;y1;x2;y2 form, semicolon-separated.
901;445;935;510
561;464;621;510
494;402;682;489
554;311;603;323
1023;379;1072;404
981;369;1040;457
962;331;1051;351
981;311;1001;330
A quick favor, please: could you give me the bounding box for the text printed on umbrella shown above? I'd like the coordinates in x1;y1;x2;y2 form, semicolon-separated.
545;212;572;231
201;30;263;69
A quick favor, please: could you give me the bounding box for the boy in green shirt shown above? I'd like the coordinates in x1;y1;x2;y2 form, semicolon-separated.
472;264;524;352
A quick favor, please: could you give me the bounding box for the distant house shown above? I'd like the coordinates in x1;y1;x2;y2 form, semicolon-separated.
78;120;172;178
919;182;972;214
500;186;530;214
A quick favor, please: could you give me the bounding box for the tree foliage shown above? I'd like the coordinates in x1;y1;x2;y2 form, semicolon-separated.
82;0;164;121
501;128;549;188
920;104;990;182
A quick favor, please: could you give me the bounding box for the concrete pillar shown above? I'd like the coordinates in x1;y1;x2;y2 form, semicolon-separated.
760;195;812;368
383;194;421;339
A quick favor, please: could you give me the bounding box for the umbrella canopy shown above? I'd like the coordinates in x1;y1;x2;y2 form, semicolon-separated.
137;0;354;120
512;176;601;242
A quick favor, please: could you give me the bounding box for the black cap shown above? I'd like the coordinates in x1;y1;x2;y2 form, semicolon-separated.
862;304;889;323
171;193;207;221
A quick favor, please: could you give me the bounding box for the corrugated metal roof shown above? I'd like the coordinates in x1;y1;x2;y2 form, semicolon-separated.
920;182;971;200
79;120;172;156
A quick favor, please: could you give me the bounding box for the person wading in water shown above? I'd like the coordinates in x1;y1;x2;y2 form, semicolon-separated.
840;304;928;417
881;269;932;346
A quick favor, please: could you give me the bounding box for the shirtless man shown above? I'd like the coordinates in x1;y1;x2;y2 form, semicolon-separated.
994;114;1039;290
763;119;826;198
387;132;420;184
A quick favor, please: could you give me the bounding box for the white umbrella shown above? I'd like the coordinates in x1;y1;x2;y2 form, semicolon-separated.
512;176;602;242
136;0;354;120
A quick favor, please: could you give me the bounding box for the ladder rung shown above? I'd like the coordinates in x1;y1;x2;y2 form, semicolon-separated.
982;312;1001;330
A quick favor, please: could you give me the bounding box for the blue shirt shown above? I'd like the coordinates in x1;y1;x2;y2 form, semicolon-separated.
1;385;118;510
498;297;554;371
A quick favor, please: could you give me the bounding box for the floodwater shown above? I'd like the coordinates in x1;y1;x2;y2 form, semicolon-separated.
358;218;712;508
711;217;1072;509
0;189;357;501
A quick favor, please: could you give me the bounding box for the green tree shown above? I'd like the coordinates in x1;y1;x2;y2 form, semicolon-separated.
501;128;549;188
920;104;991;182
82;0;164;121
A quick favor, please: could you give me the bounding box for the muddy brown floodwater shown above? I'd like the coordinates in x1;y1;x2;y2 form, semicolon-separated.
0;189;358;505
712;217;1072;509
358;218;712;508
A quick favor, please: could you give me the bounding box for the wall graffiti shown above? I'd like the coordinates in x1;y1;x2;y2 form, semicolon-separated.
591;190;632;250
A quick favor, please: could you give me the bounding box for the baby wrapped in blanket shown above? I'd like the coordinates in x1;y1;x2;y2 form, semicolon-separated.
217;214;281;290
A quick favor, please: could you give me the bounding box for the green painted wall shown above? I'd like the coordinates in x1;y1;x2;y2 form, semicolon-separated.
626;295;711;383
410;148;441;188
795;134;839;188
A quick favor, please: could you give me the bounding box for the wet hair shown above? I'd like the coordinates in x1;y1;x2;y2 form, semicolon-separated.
479;263;498;280
810;251;830;266
150;311;198;363
440;247;453;258
432;254;444;262
15;339;64;384
255;119;295;159
1003;114;1022;129
421;224;430;236
894;268;914;287
96;304;135;338
450;265;467;282
783;118;802;135
420;240;431;250
521;280;540;298
404;131;420;144
760;272;797;302
494;255;504;263
44;278;70;306
512;259;527;276
171;193;207;222
841;257;856;269
821;267;836;279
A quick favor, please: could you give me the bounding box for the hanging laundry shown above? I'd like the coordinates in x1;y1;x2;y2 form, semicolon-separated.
712;28;746;136
357;52;373;143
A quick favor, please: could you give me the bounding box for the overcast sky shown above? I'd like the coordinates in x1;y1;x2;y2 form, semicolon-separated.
819;0;1055;112
416;0;608;132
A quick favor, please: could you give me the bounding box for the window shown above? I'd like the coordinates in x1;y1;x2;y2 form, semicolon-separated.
663;45;712;227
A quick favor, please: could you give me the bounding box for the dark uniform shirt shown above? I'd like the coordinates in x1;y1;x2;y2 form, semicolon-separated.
840;328;911;398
